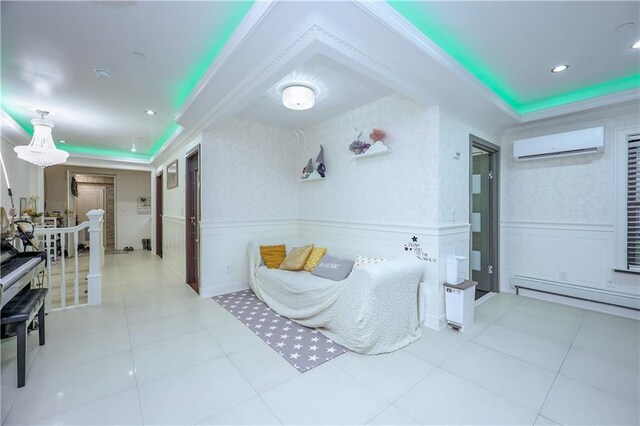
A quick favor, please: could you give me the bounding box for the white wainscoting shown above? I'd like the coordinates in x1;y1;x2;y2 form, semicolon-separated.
199;219;299;298
162;215;186;281
117;215;151;250
500;221;639;300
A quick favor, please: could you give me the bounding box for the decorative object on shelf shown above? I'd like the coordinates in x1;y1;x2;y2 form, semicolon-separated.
19;198;27;216
367;127;389;155
13;110;69;167
316;145;326;177
301;158;314;179
166;160;178;189
348;129;370;155
282;85;315;110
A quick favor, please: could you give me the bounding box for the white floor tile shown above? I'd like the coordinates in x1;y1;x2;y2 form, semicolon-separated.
333;349;436;402
119;279;171;294
541;375;640;425
473;324;569;371
573;325;640;366
475;293;521;319
132;330;224;383
122;288;180;307
496;307;581;344
534;415;560;425
403;328;469;365
30;326;131;375
199;396;282;425
394;368;537;425
128;311;203;348
193;303;239;328
228;342;299;393
581;310;640;338
138;356;256;425
512;297;586;324
261;364;388;425
124;297;189;324
31;388;142;425
206;321;263;354
5;351;136;425
441;343;556;412
367;405;418;425
46;304;127;341
560;347;640;402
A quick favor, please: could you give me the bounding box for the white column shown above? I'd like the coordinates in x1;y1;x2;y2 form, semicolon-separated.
86;209;105;306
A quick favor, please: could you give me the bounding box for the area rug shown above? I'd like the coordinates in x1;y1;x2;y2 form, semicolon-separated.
213;289;347;372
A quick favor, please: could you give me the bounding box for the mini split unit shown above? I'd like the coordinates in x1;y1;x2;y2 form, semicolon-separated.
513;126;604;160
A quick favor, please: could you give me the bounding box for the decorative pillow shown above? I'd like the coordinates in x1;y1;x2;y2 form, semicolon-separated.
303;247;327;272
311;255;354;281
353;255;388;269
260;244;286;269
279;245;314;271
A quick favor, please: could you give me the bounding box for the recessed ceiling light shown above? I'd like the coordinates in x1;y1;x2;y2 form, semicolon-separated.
132;51;146;59
145;109;156;115
94;68;112;79
58;140;66;144
551;65;569;73
131;145;137;152
615;22;635;32
632;41;640;49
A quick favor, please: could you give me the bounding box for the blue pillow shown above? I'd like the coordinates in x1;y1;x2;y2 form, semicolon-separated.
311;254;354;281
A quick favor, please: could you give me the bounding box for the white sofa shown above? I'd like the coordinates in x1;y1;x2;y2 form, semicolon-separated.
247;239;424;354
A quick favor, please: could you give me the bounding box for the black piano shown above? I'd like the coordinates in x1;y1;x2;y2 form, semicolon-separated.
1;243;46;309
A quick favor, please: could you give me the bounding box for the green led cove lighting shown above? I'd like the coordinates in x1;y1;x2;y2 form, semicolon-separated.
388;1;640;114
3;1;254;161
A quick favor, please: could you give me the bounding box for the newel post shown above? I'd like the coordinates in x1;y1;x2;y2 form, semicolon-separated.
86;209;105;306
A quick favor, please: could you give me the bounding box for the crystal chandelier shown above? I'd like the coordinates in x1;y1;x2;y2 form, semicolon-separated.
282;85;315;110
14;110;68;168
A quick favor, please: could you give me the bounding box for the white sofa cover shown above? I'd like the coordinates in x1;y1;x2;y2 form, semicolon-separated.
247;240;423;354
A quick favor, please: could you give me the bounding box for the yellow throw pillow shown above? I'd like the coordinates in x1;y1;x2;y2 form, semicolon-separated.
303;247;327;272
260;244;286;269
279;245;314;271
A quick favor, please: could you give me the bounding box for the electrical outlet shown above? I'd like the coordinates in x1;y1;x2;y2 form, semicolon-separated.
225;265;232;274
559;271;568;281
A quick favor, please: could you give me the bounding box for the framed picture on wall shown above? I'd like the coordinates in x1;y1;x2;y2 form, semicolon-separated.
167;160;178;189
19;197;27;215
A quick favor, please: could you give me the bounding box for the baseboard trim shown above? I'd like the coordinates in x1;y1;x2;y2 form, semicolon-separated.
200;281;250;298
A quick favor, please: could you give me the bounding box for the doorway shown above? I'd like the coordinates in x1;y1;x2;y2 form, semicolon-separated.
469;135;499;300
75;174;115;249
185;148;200;293
76;185;106;247
155;172;163;258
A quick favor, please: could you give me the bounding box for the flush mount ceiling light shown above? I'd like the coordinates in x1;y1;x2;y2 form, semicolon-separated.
632;41;640;49
551;65;569;73
94;68;112;79
14;110;68;168
145;109;156;115
282;85;315;110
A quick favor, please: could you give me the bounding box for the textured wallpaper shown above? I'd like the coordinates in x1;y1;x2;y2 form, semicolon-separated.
501;108;640;224
297;94;440;226
202;118;299;222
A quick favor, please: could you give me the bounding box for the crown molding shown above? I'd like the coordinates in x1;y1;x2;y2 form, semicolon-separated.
1;109;31;147
354;1;520;122
519;88;640;123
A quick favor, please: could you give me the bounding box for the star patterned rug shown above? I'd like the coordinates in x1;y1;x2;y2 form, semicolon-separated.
213;289;347;372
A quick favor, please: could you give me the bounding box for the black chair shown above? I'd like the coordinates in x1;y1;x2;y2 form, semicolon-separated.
1;287;48;387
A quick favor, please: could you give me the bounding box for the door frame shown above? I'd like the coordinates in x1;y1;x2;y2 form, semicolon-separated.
185;146;200;293
155;171;163;258
469;134;500;293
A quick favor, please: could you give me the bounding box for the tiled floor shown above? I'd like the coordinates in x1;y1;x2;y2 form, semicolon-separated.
1;251;639;425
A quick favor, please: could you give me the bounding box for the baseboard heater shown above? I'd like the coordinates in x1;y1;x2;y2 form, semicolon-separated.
513;275;640;311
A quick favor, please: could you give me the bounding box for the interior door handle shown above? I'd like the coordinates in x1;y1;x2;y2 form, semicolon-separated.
190;216;196;225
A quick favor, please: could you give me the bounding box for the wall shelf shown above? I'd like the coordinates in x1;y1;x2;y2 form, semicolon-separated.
300;175;325;182
350;149;392;159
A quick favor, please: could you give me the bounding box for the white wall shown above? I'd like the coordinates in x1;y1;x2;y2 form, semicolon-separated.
0;138;40;216
500;103;640;313
44;165;152;250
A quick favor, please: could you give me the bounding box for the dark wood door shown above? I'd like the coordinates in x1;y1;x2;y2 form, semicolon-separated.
155;172;163;258
185;149;200;293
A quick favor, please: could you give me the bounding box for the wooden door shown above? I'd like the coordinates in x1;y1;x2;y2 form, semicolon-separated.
155;172;163;258
77;186;105;245
185;149;200;293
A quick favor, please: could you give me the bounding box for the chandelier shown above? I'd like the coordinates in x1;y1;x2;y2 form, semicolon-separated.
282;85;315;110
14;110;68;168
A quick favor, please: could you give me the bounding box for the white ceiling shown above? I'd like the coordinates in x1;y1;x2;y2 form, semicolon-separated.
1;1;250;156
235;54;393;129
1;1;638;163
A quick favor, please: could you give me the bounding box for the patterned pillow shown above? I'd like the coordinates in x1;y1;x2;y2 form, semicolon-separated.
353;255;388;269
279;245;314;271
260;244;286;269
303;247;327;272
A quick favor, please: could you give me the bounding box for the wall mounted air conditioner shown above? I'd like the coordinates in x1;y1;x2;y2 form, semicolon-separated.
513;126;604;160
